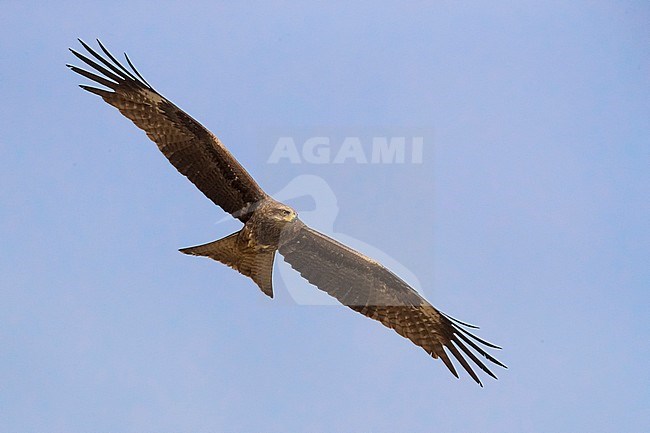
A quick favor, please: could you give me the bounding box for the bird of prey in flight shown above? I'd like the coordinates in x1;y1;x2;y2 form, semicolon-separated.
68;39;506;386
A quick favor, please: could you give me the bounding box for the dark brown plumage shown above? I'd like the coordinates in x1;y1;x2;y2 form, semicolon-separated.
68;39;265;222
69;39;506;386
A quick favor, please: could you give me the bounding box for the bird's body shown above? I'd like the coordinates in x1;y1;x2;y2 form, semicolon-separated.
69;39;506;386
181;197;297;298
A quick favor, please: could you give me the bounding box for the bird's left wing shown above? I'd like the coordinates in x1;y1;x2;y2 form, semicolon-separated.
67;39;267;222
278;220;506;386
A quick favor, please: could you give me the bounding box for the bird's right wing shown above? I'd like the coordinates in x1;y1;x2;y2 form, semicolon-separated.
68;39;267;222
278;220;506;386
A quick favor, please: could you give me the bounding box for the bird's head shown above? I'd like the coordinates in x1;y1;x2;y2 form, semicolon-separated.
253;198;299;231
272;204;298;223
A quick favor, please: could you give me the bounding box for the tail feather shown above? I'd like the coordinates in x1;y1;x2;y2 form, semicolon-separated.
180;231;275;298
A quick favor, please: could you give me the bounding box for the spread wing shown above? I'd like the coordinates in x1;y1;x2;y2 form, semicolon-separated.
279;220;506;386
68;39;266;222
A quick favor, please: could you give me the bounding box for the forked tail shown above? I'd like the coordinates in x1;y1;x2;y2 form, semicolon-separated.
180;231;275;298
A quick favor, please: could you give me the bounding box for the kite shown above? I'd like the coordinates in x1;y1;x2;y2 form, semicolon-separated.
68;40;506;385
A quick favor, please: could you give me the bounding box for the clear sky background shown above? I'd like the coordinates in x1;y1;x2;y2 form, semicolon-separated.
1;1;649;432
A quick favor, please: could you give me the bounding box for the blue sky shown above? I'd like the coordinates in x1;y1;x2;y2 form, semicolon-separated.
1;1;649;432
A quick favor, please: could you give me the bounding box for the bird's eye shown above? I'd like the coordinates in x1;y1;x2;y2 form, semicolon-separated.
282;209;291;215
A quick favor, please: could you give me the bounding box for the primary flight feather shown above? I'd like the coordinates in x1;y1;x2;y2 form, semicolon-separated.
68;39;506;386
